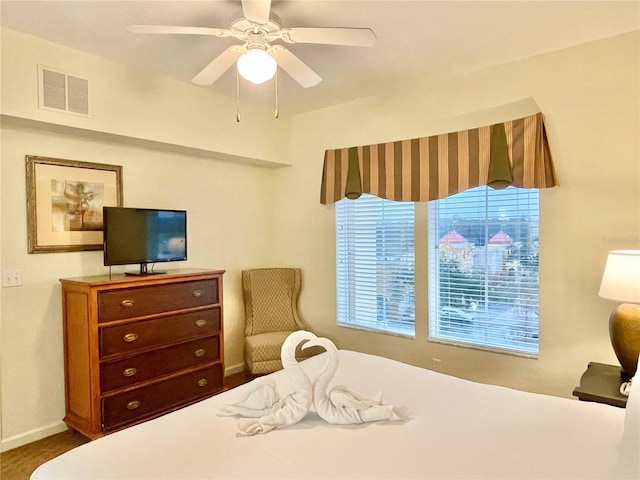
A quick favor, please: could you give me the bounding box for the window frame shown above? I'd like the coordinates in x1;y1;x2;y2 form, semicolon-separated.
333;187;540;358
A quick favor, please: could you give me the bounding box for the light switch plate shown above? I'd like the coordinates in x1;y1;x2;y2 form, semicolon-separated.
2;270;23;287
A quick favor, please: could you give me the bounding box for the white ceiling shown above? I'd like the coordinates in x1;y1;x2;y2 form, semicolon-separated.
1;0;639;114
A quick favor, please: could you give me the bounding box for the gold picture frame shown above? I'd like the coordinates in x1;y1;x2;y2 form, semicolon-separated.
26;155;123;253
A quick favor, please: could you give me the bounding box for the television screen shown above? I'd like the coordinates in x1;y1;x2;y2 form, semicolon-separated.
103;207;187;275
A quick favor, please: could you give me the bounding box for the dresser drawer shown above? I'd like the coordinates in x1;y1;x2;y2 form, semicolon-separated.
98;279;219;322
100;336;220;392
102;364;223;430
100;308;221;357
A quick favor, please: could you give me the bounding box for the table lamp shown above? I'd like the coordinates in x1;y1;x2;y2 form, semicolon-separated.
599;250;640;378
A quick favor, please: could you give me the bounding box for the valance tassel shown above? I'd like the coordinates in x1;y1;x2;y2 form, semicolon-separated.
487;123;513;190
345;147;362;200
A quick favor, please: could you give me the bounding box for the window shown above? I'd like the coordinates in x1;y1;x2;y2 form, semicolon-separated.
428;186;539;355
336;194;415;335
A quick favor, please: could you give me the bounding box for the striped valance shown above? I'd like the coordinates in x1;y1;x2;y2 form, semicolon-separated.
320;112;557;204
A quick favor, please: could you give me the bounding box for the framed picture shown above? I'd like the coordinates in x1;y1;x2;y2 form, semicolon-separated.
26;155;123;253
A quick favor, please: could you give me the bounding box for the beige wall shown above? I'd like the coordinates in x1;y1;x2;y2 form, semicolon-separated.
0;28;286;449
0;29;292;166
269;31;640;396
0;125;281;448
1;26;639;450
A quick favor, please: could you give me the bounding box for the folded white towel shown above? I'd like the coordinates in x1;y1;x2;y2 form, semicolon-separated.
302;337;403;425
328;386;383;409
236;331;317;435
218;379;283;418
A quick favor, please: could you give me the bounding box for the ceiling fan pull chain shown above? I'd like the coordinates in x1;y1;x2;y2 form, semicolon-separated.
274;69;279;119
236;68;241;123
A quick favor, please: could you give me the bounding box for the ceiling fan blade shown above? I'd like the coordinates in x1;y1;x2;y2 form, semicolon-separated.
128;25;232;37
241;0;271;24
271;46;321;88
284;27;376;47
192;46;244;85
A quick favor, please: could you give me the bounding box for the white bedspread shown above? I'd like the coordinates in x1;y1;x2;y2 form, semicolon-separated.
32;350;635;479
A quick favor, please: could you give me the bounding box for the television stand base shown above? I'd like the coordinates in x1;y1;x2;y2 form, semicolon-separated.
125;270;166;276
125;263;165;276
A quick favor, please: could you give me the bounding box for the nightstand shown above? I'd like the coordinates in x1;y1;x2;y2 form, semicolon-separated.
572;362;628;408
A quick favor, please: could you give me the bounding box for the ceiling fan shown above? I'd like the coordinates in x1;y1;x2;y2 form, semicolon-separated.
128;0;376;88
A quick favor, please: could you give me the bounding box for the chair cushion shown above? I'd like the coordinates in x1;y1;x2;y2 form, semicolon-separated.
245;331;323;375
246;331;292;364
246;358;285;376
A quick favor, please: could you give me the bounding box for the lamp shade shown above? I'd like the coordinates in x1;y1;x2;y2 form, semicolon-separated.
237;48;277;84
599;250;640;303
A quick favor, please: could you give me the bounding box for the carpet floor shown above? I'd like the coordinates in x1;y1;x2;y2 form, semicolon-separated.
1;429;89;480
1;370;253;480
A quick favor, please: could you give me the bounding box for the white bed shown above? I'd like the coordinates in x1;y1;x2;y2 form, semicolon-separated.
32;350;638;479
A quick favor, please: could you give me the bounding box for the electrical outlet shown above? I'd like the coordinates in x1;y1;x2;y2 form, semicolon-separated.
2;270;23;287
432;358;442;372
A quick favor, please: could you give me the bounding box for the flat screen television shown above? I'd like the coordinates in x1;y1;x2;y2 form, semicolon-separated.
103;207;187;276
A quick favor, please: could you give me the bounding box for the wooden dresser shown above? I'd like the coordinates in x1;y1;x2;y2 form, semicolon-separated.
60;269;225;439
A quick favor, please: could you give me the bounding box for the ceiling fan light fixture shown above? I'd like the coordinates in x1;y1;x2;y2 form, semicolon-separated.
237;48;277;84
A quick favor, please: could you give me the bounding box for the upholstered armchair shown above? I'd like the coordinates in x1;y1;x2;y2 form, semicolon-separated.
242;268;320;375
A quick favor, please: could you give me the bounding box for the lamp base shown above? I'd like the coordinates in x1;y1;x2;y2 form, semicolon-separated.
609;303;640;377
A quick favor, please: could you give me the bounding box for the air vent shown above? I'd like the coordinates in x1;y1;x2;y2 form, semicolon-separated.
38;65;90;117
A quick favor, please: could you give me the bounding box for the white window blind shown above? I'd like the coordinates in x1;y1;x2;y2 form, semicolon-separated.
336;194;415;335
428;186;539;355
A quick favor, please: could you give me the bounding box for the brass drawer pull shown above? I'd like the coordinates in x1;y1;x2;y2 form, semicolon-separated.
120;299;135;308
123;367;137;377
194;349;206;358
192;289;204;298
123;333;138;342
195;319;207;327
127;400;141;410
197;379;208;387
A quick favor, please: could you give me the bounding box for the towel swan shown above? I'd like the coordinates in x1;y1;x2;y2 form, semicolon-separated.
302;337;402;424
233;330;317;435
